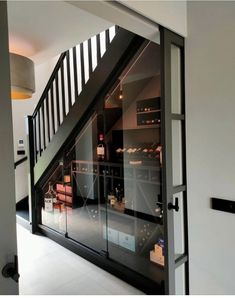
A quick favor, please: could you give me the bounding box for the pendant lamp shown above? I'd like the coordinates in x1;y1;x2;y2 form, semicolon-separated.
118;83;124;100
10;53;35;100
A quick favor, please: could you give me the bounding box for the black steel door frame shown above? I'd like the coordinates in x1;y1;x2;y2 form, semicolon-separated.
160;26;189;294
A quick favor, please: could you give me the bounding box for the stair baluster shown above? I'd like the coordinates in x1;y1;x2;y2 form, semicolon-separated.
30;26;117;166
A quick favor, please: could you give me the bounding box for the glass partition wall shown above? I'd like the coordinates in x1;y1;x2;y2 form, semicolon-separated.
103;41;164;285
37;28;188;295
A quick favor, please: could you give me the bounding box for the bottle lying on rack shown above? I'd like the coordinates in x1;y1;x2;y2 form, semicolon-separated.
115;143;162;163
137;106;159;112
140;118;161;125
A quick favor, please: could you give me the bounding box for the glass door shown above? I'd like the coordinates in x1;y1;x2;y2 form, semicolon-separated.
40;111;108;254
160;27;189;295
65;111;108;254
103;39;165;289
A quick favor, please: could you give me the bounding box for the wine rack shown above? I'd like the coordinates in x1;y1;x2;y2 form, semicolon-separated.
71;160;161;186
115;143;162;164
71;160;162;217
136;97;161;126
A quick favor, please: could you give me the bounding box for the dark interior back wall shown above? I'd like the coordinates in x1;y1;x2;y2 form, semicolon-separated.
112;75;160;131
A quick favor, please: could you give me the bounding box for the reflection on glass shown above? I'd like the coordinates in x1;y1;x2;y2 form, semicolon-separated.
175;264;186;295
172;120;183;186
41;163;67;234
104;41;163;284
40;39;164;286
171;44;182;114
173;192;185;256
66;113;107;252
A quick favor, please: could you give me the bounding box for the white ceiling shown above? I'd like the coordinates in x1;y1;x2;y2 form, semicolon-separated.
68;1;160;44
7;1;113;65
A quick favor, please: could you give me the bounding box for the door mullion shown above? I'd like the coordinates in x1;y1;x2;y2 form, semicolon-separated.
160;26;176;295
161;26;189;295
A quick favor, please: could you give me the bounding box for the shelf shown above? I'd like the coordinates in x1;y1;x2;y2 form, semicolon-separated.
136;97;161;110
100;205;162;224
56;190;72;196
72;161;160;183
120;125;161;130
72;171;96;175
137;109;160;115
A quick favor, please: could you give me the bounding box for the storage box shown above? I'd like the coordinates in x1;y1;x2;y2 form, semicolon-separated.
57;193;72;204
119;231;135;252
150;249;164;266
56;183;72;195
154;244;164;256
64;175;71;183
103;226;119;245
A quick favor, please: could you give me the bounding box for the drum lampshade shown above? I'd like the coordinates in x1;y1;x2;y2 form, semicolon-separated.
10;53;35;100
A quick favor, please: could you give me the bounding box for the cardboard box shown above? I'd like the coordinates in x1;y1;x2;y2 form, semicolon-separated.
154;244;164;256
150;249;164;266
119;231;135;252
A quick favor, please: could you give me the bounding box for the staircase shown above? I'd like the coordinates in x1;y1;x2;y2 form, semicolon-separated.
30;26;117;170
27;25;146;229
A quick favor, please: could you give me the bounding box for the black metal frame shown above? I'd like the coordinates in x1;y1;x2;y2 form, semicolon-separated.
27;116;37;233
160;26;189;294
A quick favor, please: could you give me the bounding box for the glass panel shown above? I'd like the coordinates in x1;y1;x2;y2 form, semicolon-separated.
173;192;185;256
41;161;67;235
172;120;183;186
171;44;182;114
175;264;186;295
65;113;107;253
104;41;164;285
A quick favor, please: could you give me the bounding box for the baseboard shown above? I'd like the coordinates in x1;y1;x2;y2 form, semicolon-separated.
16;215;31;231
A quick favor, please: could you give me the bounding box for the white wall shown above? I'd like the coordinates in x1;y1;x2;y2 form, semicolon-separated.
67;1;160;44
186;1;235;294
8;1;112;65
0;2;18;294
12;55;59;202
119;0;187;37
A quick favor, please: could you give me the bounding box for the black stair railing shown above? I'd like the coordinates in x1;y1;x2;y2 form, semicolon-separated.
31;26;117;165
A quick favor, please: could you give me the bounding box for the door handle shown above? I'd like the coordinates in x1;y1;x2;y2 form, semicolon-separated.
168;197;179;212
2;255;20;283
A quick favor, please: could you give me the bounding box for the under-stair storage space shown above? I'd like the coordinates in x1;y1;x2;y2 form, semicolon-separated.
28;25;188;295
35;39;166;293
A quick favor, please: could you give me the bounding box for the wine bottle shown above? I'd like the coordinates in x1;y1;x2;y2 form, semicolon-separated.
97;133;105;161
115;184;123;203
44;182;57;212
